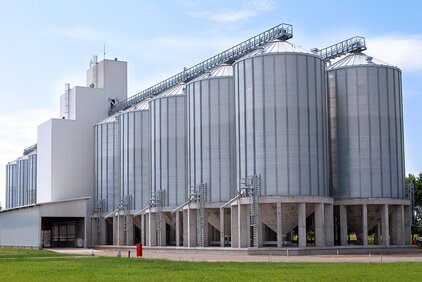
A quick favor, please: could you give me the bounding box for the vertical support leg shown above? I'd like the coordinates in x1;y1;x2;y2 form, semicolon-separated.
220;208;225;247
175;211;180;247
148;212;156;247
231;204;238;248
298;202;306;248
324;204;334;246
314;203;325;247
238;203;250;248
362;204;368;246
187;207;197;247
381;204;390;246
400;205;406;245
277;203;283;248
339;205;348;246
141;214;145;246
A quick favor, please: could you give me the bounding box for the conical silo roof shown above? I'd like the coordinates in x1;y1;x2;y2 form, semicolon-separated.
327;52;393;70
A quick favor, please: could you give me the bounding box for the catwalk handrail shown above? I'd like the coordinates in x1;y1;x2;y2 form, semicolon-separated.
315;36;367;60
109;23;293;114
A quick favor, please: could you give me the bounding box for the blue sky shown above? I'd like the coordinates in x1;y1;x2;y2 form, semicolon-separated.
0;0;421;206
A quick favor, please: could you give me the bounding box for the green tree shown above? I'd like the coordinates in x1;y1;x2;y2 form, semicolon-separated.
406;173;422;235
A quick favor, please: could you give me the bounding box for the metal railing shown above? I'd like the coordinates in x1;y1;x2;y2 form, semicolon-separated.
315;36;366;61
109;23;293;114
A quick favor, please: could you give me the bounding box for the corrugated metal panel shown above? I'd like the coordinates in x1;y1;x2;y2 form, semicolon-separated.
187;71;236;202
150;85;187;207
235;52;328;197
328;58;404;199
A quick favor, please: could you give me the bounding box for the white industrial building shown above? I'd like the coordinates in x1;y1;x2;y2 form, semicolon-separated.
1;24;412;250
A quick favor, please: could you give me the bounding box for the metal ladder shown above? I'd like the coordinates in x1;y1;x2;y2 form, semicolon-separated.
150;190;165;246
190;182;207;247
240;175;261;248
406;182;415;226
118;195;132;245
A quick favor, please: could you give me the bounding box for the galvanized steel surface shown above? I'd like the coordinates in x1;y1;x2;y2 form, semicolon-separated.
187;70;236;202
235;51;329;197
118;106;150;210
328;53;405;198
150;86;187;207
94;120;120;213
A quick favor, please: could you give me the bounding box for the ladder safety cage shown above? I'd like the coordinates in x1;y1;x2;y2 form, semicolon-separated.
118;194;132;245
109;23;293;114
406;182;415;226
315;36;367;61
240;175;261;248
190;182;207;247
149;190;165;246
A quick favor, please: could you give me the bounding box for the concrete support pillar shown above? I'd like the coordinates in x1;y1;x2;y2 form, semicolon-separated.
381;204;390;246
390;205;404;245
324;204;334;246
220;208;225;247
113;215;125;246
238;204;250;248
187;207;197;247
126;216;134;246
298;202;306;248
362;204;368;246
141;214;145;245
314;203;325;247
339;205;348;246
175;211;180;247
276;203;283;248
231;204;238;248
147;212;156;247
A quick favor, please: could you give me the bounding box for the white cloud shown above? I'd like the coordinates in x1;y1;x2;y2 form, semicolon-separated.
0;108;57;207
367;34;422;71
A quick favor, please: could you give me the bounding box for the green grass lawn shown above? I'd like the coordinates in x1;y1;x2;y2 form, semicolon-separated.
1;248;422;281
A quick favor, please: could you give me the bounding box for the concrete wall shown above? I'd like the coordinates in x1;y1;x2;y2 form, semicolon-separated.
0;207;41;247
37;59;128;204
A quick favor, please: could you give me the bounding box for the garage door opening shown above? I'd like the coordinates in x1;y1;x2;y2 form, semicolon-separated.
41;217;85;248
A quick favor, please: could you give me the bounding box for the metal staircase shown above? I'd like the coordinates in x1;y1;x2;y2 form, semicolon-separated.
109;23;293;114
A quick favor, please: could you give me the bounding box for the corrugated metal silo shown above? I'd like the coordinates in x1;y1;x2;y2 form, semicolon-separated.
5;161;17;208
234;40;329;197
327;53;405;198
16;157;28;206
94;114;120;213
27;152;37;205
149;84;187;206
118;100;151;210
187;64;236;202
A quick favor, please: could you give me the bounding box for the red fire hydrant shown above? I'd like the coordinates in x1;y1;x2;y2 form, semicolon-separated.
136;243;143;257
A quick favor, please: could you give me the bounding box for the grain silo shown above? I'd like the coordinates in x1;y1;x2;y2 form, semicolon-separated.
5;161;17;209
16;157;28;207
94;114;120;245
327;52;410;246
186;64;236;247
232;39;333;248
147;84;187;247
27;150;37;205
118;99;151;245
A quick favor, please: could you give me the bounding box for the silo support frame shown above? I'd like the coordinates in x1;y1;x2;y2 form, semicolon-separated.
276;203;283;248
381;204;390;246
362;204;368;246
314;203;325;247
339;205;348;246
324;204;334;247
298;203;306;248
